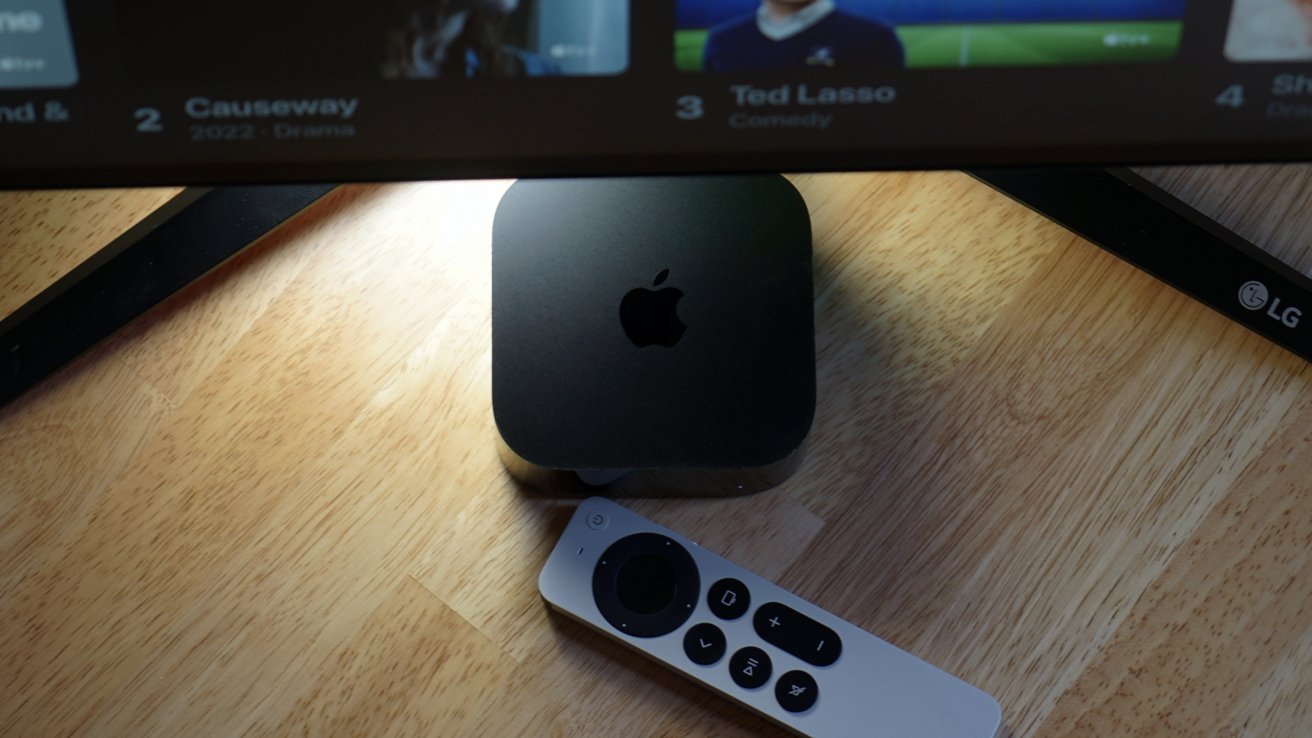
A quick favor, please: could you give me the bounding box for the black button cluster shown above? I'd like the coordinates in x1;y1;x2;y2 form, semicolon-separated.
606;554;825;716
753;601;842;667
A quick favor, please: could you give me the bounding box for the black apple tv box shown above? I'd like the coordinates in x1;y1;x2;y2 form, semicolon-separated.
491;175;815;496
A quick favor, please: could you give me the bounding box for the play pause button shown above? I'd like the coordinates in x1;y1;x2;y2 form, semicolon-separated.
682;623;726;666
729;646;772;689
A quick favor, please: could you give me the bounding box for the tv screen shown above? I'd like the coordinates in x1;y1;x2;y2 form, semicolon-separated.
1;1;1311;186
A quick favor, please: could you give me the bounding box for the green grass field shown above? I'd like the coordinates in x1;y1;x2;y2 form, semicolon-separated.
675;21;1182;71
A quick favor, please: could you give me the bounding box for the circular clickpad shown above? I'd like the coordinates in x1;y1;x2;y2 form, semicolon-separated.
592;533;700;638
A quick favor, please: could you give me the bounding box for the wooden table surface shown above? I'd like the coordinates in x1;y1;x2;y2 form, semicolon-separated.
2;168;1311;738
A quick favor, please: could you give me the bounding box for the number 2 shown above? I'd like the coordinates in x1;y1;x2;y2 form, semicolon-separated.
135;107;163;133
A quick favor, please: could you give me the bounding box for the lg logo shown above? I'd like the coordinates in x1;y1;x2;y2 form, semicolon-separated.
1239;280;1302;328
0;10;43;34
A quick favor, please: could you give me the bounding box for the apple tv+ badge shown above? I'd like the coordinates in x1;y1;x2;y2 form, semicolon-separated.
0;0;78;89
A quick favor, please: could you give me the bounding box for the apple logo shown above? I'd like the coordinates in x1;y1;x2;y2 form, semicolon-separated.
620;269;686;347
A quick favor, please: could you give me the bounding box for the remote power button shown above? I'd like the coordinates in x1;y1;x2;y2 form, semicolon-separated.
586;511;609;530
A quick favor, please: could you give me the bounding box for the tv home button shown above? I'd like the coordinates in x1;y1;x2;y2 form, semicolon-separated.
708;578;750;620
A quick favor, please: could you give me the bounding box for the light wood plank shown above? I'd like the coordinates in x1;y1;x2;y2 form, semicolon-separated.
3;167;1312;737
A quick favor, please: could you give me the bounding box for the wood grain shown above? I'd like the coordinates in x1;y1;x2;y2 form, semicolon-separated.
2;168;1310;737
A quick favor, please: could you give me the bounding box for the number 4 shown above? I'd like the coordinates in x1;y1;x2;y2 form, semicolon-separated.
1215;85;1245;109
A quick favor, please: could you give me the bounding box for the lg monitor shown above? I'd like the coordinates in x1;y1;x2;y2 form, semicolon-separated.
3;0;1312;404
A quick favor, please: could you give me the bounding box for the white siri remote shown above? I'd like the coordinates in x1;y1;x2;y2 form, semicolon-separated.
539;497;1001;738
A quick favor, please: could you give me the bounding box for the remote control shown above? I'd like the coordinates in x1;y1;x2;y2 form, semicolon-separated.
539;497;1001;738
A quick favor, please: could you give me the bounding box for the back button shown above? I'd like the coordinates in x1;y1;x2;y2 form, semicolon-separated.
683;623;727;666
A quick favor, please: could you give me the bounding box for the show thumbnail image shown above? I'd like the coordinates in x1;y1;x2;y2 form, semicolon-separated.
0;0;79;90
1225;0;1312;61
379;0;629;78
676;0;1187;72
113;0;627;82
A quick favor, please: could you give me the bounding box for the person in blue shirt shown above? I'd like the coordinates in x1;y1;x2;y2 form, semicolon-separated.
702;0;905;72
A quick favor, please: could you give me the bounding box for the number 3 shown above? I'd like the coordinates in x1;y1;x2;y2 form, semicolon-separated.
676;96;705;121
